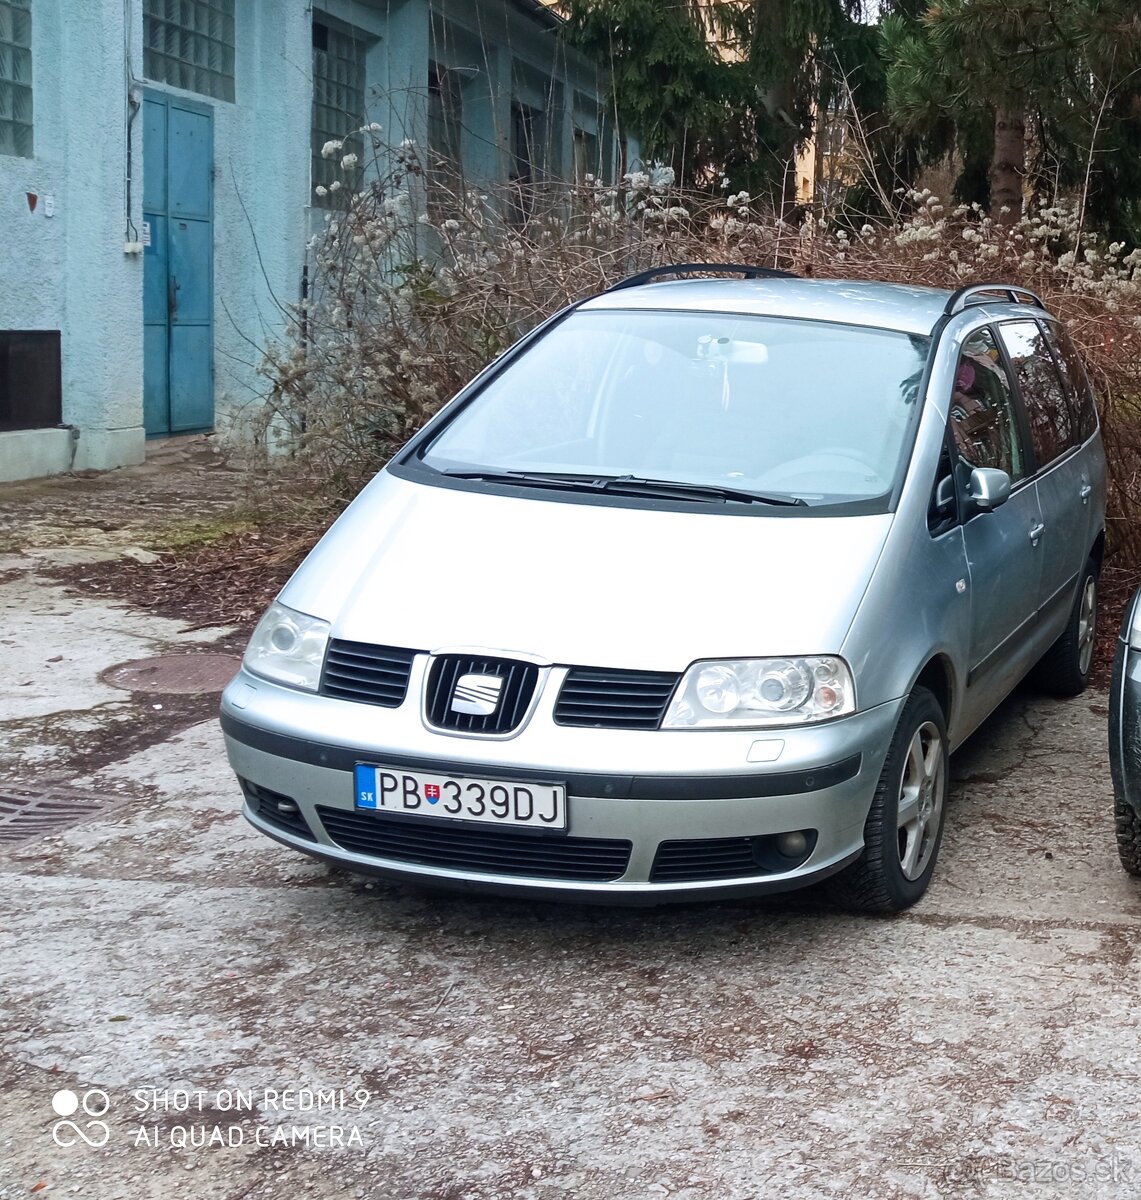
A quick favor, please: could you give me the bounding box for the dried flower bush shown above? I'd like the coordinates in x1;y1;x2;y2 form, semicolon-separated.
256;145;1141;585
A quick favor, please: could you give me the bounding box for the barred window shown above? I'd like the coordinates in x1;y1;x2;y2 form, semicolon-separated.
144;0;235;102
0;0;32;158
311;18;367;208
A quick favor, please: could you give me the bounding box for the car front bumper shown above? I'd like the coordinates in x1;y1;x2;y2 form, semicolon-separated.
221;667;904;903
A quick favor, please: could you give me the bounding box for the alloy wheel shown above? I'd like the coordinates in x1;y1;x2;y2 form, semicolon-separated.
1078;576;1097;677
896;721;946;881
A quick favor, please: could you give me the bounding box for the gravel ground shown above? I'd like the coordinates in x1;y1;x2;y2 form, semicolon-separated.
1;445;1140;1200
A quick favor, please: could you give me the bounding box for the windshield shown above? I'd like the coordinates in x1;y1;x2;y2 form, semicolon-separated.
420;309;930;508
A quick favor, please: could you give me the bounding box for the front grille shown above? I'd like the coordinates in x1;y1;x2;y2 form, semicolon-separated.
317;807;631;881
554;668;680;729
242;779;316;842
424;655;539;735
320;640;417;707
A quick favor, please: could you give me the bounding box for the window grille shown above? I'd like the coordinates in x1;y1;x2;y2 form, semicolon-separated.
0;0;32;158
143;0;235;102
311;18;367;207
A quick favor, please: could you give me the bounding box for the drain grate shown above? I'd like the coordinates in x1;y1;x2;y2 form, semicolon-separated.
0;787;135;848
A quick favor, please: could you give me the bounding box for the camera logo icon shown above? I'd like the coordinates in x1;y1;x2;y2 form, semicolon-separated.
51;1089;111;1148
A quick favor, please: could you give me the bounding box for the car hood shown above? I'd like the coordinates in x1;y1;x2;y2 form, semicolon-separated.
280;473;893;672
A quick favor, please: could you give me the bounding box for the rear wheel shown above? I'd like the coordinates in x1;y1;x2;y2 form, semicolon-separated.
1031;559;1098;697
832;686;949;914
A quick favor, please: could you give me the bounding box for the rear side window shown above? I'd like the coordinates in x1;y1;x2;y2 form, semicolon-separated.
998;320;1081;468
1039;320;1099;444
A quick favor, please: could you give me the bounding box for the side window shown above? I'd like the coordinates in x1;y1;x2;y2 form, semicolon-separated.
998;320;1078;467
1039;320;1099;444
950;328;1027;480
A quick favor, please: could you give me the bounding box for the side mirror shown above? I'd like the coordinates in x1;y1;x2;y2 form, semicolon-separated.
969;466;1012;511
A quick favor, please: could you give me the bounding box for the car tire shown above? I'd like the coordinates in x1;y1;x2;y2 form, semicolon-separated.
831;686;949;914
1115;794;1141;877
1030;558;1098;697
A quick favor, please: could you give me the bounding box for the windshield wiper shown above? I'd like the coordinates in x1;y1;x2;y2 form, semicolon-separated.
598;475;806;506
441;469;610;491
440;469;805;506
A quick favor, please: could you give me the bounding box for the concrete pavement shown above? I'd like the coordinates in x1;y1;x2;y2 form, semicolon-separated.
1;451;1140;1200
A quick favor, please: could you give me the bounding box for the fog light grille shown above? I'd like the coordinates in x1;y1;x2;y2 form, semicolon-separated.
650;830;817;882
242;779;316;842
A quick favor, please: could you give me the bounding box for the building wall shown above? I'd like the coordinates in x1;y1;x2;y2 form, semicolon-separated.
0;0;622;484
0;0;145;480
184;2;310;439
314;0;625;209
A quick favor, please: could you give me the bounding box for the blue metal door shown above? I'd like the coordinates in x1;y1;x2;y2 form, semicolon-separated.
143;91;214;436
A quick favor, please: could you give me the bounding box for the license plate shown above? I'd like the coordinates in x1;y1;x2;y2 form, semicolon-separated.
353;764;567;831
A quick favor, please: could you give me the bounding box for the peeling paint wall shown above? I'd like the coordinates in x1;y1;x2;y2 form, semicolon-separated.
0;0;145;480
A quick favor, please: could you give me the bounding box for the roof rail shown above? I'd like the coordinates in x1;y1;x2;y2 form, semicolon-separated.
603;262;796;294
944;283;1045;316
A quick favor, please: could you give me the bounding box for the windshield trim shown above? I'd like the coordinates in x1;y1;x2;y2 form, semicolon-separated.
387;460;899;518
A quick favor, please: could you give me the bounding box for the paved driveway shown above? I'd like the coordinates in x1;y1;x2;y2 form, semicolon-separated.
1;458;1139;1200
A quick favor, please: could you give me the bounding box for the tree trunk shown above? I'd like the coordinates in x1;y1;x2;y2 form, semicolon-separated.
750;0;799;217
990;106;1025;224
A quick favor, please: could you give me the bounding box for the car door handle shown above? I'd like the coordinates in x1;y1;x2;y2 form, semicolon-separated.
1029;523;1045;545
1079;483;1092;502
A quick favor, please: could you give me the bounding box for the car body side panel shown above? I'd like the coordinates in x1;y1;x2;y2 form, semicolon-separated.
957;482;1044;730
1110;591;1141;817
1033;436;1106;623
843;309;1106;748
839;327;972;738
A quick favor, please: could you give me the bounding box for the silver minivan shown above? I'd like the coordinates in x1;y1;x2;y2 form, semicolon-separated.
222;269;1106;911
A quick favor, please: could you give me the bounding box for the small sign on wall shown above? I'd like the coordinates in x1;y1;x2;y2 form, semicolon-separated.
142;220;152;247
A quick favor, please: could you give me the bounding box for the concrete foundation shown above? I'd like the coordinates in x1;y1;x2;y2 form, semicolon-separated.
0;428;75;483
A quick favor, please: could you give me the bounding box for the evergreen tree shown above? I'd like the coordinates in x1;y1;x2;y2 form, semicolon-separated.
882;0;1141;235
561;0;865;203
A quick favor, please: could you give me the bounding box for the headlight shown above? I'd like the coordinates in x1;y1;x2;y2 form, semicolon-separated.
662;656;855;729
243;601;331;691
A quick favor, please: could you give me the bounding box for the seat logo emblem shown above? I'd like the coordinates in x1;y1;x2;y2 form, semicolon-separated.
451;673;504;716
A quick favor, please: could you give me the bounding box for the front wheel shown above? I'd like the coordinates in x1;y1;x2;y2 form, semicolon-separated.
832;686;949;914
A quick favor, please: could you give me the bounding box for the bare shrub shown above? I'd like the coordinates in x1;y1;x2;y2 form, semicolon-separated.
257;148;1141;579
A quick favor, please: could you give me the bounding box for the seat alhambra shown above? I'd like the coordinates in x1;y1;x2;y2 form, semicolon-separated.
222;268;1106;912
